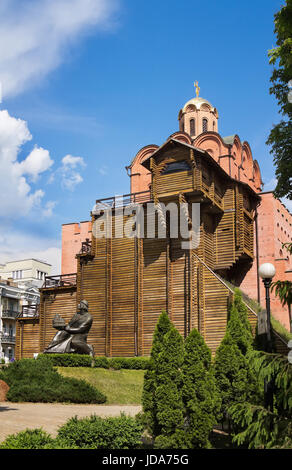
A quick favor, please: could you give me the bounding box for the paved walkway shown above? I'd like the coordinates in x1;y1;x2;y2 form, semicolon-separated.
0;402;142;442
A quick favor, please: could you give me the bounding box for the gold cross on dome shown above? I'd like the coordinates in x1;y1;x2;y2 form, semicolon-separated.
194;81;200;97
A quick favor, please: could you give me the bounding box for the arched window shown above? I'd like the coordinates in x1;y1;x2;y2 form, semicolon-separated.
190;118;195;135
202;118;208;132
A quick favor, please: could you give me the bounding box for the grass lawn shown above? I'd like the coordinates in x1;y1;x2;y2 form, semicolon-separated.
57;367;145;405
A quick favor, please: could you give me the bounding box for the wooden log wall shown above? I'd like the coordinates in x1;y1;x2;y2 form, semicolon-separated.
15;318;40;360
39;287;77;352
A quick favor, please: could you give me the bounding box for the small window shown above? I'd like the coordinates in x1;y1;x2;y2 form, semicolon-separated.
161;160;191;175
190;119;195;135
202;118;208;132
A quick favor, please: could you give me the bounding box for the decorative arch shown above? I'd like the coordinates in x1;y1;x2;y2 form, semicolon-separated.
242;141;253;178
201;103;211;112
230;135;242;167
193;132;226;162
253;160;262;190
132;144;159;167
185;104;197;113
168;132;192;145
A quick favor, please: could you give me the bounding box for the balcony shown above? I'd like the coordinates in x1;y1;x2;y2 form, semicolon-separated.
17;304;39;319
43;273;77;289
1;333;16;344
2;309;19;320
93;190;151;212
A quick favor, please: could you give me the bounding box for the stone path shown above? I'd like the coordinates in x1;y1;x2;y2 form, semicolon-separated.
0;402;142;442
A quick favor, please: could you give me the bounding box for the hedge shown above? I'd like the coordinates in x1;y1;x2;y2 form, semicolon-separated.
37;354;149;370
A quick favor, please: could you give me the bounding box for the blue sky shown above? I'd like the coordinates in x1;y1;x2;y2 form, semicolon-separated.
0;0;286;272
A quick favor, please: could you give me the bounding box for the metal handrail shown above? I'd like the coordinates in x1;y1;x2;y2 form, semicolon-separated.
2;309;19;319
1;333;16;343
17;305;39;318
94;190;151;210
44;273;77;288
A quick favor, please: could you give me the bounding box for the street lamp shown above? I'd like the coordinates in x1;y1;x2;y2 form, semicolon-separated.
259;262;276;413
259;263;276;352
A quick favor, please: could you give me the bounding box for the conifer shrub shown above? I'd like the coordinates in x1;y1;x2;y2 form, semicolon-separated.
182;329;221;448
1;357;106;404
214;291;260;421
228;351;292;448
141;310;173;437
0;429;54;449
56;413;143;449
154;327;185;448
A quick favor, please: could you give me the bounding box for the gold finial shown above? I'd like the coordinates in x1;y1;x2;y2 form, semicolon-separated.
194;81;200;98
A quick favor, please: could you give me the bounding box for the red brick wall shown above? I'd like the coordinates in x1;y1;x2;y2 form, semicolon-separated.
240;192;292;329
61;221;92;274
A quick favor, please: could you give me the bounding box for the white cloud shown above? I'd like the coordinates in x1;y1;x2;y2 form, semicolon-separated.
62;154;85;169
18;146;53;182
281;197;292;214
60;154;86;191
263;177;277;192
0;0;118;98
0;109;54;217
98;165;108;176
42;200;57;218
0;224;61;274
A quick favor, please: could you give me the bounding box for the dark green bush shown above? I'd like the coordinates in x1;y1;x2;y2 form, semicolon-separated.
108;357;149;370
37;353;149;370
56;413;143;449
37;353;92;367
2;357;106;404
0;429;54;449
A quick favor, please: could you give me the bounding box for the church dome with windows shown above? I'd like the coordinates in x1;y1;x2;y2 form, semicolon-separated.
178;83;219;138
181;96;214;113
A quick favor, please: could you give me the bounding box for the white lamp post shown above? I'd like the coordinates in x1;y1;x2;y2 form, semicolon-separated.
259;262;276;412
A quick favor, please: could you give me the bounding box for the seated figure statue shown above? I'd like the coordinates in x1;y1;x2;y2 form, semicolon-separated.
44;299;94;356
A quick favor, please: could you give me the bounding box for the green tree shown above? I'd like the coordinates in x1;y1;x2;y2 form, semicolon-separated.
214;292;259;420
154;327;185;448
141;310;173;437
181;329;221;448
229;350;292;448
266;0;292;200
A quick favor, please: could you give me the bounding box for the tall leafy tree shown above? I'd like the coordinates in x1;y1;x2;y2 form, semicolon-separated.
266;0;292;200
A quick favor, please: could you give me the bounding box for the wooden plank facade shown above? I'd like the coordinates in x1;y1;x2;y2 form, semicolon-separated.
15;139;286;358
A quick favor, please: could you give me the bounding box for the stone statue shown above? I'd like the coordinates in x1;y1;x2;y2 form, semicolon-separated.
44;299;94;356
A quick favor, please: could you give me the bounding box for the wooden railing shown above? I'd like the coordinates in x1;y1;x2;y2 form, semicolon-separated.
43;273;77;288
93;190;151;211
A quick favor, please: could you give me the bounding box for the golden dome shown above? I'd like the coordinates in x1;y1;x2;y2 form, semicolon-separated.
181;97;214;114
